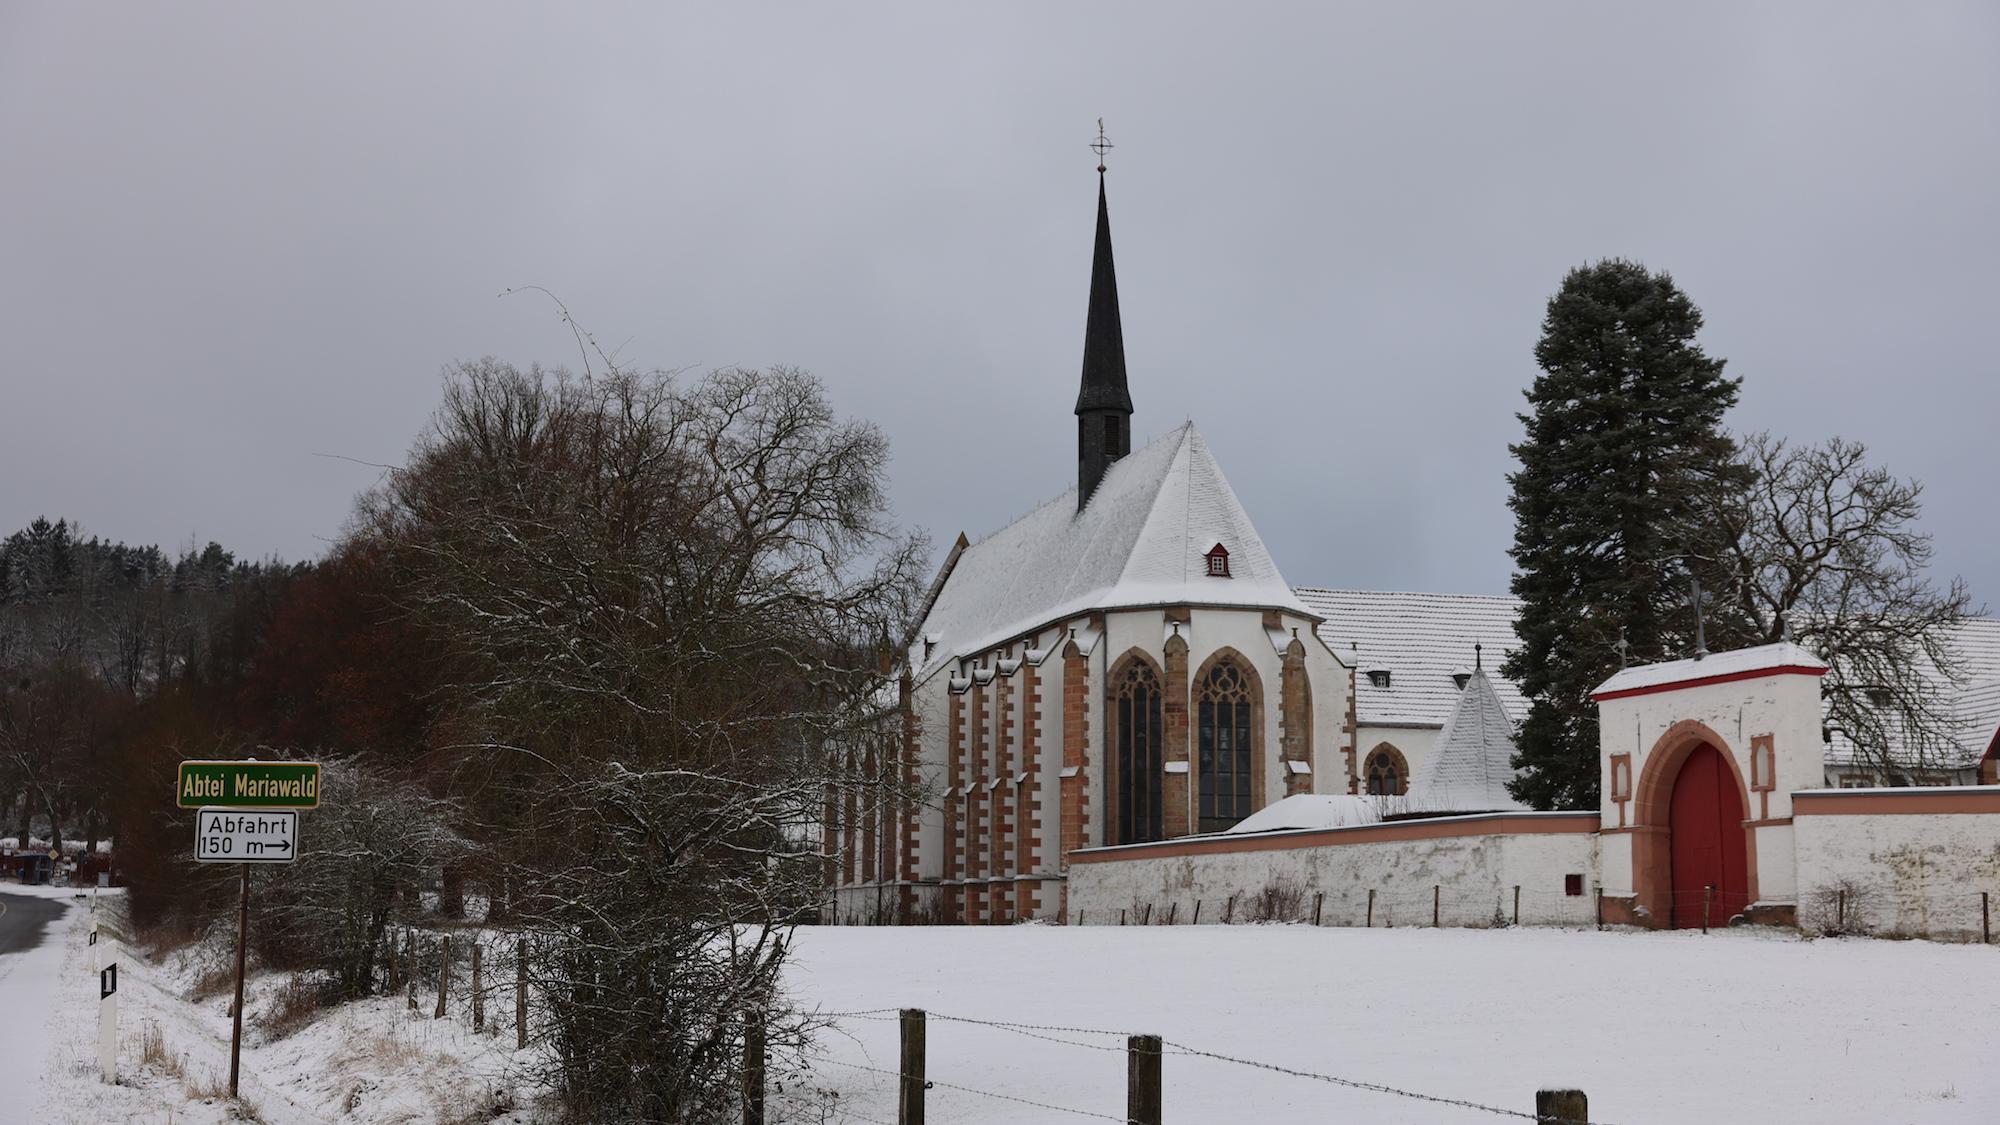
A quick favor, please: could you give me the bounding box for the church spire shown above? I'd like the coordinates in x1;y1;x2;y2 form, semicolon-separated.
1076;121;1133;510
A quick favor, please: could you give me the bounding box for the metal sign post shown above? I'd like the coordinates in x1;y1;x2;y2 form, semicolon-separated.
182;759;314;1100
230;861;248;1097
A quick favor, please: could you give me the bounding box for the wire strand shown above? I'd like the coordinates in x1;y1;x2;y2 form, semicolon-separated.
802;1053;1128;1122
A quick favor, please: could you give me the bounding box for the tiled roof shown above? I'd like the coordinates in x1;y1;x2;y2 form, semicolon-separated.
1410;667;1528;812
1295;589;1525;728
911;423;1308;680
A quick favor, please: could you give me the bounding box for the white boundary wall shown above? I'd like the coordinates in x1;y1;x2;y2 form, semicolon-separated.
1067;812;1600;928
1793;787;2000;940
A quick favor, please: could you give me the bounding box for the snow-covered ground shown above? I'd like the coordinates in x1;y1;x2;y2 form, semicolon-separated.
783;924;1998;1124
26;895;540;1125
15;907;1993;1123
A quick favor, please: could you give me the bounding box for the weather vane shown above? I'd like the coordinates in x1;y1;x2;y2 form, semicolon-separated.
1091;118;1113;173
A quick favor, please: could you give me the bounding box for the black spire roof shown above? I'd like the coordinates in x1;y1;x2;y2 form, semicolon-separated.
1074;175;1133;415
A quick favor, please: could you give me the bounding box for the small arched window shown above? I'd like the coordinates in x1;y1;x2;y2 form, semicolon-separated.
1197;657;1257;831
1364;744;1408;796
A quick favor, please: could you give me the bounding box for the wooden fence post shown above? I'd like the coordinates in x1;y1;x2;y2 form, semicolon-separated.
516;937;529;1050
1536;1088;1588;1124
384;927;397;993
1141;903;1152;926
1366;888;1375;928
1313;892;1324;926
1984;891;1991;944
1594;887;1603;931
1702;884;1713;935
1127;1035;1162;1125
1191;900;1201;925
1433;884;1441;928
742;1007;766;1125
899;1008;926;1125
407;929;418;1011
1166;902;1177;925
1119;908;1126;926
471;943;484;1031
434;935;450;1019
1837;887;1846;931
1225;894;1236;925
1513;885;1521;927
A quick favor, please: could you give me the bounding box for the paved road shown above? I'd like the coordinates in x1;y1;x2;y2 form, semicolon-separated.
0;887;69;956
0;887;73;1120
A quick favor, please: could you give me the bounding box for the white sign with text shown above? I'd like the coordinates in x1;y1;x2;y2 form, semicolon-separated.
194;808;299;864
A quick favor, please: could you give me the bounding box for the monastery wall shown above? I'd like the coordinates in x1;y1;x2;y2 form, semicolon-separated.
1792;787;2000;940
1066;812;1599;928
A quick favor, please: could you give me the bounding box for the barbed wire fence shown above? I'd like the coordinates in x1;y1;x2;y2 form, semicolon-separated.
792;1006;1613;1125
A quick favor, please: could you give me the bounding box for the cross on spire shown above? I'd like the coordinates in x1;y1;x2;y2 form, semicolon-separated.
1091;118;1113;173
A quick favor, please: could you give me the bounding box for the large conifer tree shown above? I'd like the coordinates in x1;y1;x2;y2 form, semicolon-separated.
1503;260;1747;809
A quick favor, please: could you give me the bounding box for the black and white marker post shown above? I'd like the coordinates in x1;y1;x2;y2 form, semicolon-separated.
180;760;318;1099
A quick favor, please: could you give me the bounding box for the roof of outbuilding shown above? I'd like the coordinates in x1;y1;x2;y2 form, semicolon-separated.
1592;642;1829;699
910;422;1308;680
1296;589;1525;728
1409;666;1529;813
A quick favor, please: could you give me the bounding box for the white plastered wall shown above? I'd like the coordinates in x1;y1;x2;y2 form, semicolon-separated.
1068;818;1600;927
1794;805;2000;939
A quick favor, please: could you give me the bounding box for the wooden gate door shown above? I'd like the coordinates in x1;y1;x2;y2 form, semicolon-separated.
1668;743;1750;929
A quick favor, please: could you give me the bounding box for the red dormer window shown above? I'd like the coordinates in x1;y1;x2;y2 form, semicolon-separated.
1204;543;1231;578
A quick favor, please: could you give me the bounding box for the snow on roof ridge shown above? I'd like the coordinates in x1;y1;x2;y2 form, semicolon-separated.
911;420;1308;677
1593;641;1829;698
1292;586;1518;601
960;422;1192;551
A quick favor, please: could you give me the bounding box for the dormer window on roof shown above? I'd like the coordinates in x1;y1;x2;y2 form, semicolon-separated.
1367;668;1392;689
1205;543;1231;578
1451;667;1472;690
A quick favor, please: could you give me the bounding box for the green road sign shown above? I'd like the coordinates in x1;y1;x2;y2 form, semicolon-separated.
176;760;321;809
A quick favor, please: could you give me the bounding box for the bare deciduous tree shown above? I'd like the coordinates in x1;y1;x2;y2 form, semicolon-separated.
363;358;927;1120
1714;433;1977;778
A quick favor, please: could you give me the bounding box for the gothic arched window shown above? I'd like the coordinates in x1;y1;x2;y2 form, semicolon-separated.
1364;744;1408;796
1112;657;1164;844
1197;657;1257;832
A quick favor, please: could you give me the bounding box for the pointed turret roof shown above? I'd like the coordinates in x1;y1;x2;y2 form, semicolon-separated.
908;423;1310;677
1409;661;1528;813
1074;176;1133;415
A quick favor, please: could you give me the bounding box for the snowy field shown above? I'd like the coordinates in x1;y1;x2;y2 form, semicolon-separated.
26;893;535;1125
784;924;1998;1124
15;903;1994;1124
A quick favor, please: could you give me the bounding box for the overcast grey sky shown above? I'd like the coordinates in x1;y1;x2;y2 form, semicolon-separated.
3;4;1994;602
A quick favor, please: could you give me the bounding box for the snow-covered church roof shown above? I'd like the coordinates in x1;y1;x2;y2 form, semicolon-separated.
1408;664;1527;813
911;422;1310;678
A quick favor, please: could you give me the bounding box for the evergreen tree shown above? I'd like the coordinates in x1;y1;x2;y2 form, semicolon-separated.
1503;260;1749;809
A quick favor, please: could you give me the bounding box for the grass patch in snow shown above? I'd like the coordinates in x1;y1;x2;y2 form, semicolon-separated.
260;975;334;1041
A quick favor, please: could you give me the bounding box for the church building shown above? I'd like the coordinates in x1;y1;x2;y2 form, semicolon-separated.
831;169;1353;924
